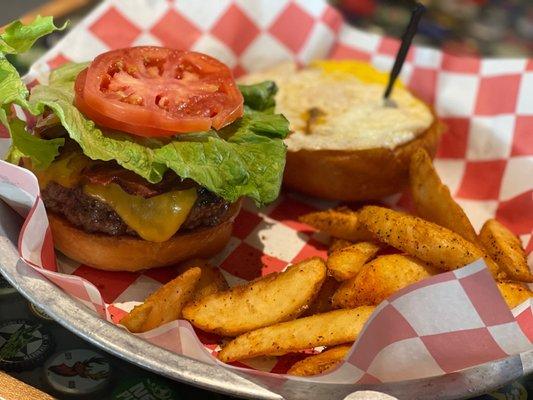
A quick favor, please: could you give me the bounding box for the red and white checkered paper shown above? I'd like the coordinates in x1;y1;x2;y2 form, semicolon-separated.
0;0;532;393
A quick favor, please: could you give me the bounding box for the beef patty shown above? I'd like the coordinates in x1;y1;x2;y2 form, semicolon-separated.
42;181;232;237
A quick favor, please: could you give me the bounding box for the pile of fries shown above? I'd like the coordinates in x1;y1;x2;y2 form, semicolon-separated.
120;148;532;376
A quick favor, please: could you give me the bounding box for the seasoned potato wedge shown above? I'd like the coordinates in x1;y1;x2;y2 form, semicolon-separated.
358;206;502;278
302;276;339;316
327;242;381;281
119;303;153;333
287;345;352;376
177;259;229;300
121;267;201;333
328;238;354;255
497;281;533;309
218;306;374;362
299;208;373;242
332;254;438;308
182;258;327;336
409;148;477;243
480;219;533;282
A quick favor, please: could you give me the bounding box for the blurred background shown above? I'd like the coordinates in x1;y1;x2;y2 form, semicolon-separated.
333;0;533;57
1;0;532;76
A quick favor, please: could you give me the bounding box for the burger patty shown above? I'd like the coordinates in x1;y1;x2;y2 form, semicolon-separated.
42;181;231;237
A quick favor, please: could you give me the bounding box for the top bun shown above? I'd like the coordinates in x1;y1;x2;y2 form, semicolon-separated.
240;61;442;201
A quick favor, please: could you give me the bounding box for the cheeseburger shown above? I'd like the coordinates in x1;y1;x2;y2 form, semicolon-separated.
240;61;441;201
2;20;289;272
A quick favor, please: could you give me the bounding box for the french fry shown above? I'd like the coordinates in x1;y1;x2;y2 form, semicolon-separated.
302;276;339;316
480;219;533;282
327;242;381;281
299;208;373;242
182;258;327;336
332;254;438;308
409;148;478;243
358;206;502;278
287;345;351;376
177;259;229;300
119;303;153;333
409;150;507;278
120;267;201;333
497;281;533;309
218;306;374;362
328;238;354;255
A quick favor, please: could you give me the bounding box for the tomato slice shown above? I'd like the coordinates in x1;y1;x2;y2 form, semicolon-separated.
74;47;243;137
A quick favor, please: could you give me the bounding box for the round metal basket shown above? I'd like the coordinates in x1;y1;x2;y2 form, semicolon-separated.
0;200;530;400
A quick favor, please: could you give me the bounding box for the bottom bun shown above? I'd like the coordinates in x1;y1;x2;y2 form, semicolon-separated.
283;116;442;201
48;200;242;272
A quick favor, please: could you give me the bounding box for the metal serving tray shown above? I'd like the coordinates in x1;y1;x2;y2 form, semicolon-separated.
0;200;530;400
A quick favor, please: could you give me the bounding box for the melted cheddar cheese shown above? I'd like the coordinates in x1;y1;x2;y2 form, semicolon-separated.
35;152;91;189
84;183;197;242
34;152;197;243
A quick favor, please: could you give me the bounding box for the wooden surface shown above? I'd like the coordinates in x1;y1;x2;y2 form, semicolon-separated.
0;371;55;400
1;0;94;31
16;0;93;23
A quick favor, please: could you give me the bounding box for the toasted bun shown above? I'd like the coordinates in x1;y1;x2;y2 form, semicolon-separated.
48;201;242;271
283;113;442;201
240;61;442;202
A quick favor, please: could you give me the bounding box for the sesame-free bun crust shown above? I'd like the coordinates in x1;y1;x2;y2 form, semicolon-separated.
48;200;242;272
283;112;442;201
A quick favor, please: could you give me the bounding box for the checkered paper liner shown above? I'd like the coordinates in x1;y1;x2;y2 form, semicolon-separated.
0;0;532;392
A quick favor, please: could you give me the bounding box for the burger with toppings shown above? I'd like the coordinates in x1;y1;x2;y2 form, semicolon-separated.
1;18;289;271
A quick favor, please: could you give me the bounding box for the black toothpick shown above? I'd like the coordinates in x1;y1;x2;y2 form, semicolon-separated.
383;3;426;102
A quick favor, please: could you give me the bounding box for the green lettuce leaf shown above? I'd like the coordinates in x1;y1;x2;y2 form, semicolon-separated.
28;66;289;204
153;113;288;203
0;16;66;54
29;79;168;183
0;16;67;110
49;61;89;84
4;117;63;168
238;82;277;111
0;16;67;163
0;54;30;110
